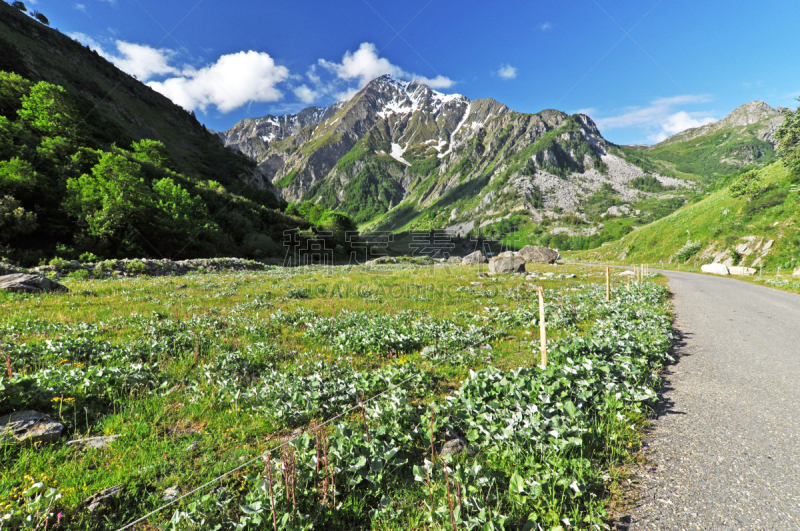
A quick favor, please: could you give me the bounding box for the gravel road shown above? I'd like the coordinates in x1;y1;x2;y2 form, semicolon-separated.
622;271;800;530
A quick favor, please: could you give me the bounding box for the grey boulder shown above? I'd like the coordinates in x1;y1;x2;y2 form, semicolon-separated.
489;256;526;274
518;246;560;264
0;274;68;293
462;250;488;265
0;410;64;445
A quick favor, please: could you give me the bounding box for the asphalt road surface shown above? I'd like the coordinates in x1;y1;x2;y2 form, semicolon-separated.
622;270;800;530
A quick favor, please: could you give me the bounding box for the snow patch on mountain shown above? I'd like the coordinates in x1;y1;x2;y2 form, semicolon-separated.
390;143;411;166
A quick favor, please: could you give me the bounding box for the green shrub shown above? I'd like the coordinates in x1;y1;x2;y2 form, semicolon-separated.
729;170;768;201
79;252;99;263
286;287;311;299
675;240;702;262
630;175;666;193
126;260;149;275
67;269;89;280
48;257;69;270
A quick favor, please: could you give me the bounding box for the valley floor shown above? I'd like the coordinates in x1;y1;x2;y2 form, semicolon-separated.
1;263;672;530
622;270;800;530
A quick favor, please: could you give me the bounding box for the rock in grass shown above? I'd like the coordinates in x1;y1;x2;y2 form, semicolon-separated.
0;411;64;445
701;263;730;275
84;485;124;513
518;245;560;264
728;266;757;276
440;437;467;457
162;486;180;501
462;250;488;265
66;435;122;449
0;274;68;293
793;266;800;277
488;256;526;274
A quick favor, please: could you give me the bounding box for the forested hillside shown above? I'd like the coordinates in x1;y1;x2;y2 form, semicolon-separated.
0;1;357;265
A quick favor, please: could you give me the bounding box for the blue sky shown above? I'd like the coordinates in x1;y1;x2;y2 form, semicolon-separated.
20;0;800;144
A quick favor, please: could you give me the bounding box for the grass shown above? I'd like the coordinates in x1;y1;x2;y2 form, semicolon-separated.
577;161;800;272
2;263;673;530
646;124;778;180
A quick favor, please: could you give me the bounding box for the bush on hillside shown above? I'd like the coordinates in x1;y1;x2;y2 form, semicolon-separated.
675;240;702;262
729;170;768;202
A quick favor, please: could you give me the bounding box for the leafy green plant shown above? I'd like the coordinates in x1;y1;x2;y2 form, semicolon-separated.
48;257;69;270
66;269;89;280
729;169;768;201
675;240;701;261
126;260;149;275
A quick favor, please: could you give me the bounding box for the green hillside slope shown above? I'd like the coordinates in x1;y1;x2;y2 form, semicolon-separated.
579;161;800;271
0;2;341;265
0;1;251;184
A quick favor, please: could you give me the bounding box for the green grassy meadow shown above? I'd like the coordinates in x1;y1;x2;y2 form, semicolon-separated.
2;264;673;530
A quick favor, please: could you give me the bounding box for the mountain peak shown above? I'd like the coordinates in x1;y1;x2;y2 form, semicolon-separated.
722;100;784;127
655;99;786;148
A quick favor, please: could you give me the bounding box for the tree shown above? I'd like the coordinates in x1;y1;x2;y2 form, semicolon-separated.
0;71;32;119
18;82;80;139
777;98;800;175
285;201;300;217
0;157;39;199
0;116;12;159
0;195;36;243
31;11;49;25
150;177;213;253
11;2;26;11
729;170;768;202
131;139;176;171
66;152;152;240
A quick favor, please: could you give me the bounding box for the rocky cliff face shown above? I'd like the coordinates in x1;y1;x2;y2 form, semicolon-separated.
219;103;345;161
221;75;700;232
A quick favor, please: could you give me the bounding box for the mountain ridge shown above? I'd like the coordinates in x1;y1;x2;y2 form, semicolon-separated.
223;75;693;238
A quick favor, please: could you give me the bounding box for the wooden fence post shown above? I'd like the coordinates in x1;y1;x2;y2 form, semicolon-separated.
606;267;610;302
538;286;547;369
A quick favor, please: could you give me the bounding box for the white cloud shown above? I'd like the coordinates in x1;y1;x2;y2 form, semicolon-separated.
148;51;290;113
318;42;454;96
76;4;86;12
574;108;597;117
113;41;179;81
69;33;178;82
294;84;320;104
594;95;716;142
539;22;552;31
661;111;716;135
497;64;517;80
319;42;402;87
413;75;454;89
69;33;291;113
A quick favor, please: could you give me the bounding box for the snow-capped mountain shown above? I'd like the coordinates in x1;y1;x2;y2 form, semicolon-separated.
221;75;779;235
